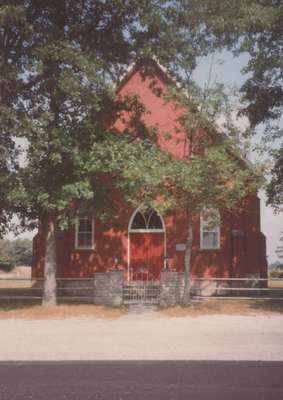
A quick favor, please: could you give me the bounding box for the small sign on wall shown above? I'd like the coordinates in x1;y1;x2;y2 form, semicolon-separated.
232;229;245;238
176;243;186;251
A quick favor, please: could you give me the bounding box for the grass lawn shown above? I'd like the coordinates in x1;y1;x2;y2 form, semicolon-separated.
0;298;283;319
0;267;32;288
0;302;127;319
160;299;283;317
268;279;283;288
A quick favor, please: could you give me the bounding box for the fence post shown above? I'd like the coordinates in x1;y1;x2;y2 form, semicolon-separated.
160;271;180;307
94;271;123;306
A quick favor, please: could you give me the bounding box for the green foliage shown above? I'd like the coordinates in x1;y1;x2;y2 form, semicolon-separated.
1;0;214;231
266;148;283;212
189;0;283;126
185;0;282;209
1;0;219;305
0;238;32;270
270;265;283;279
0;256;13;271
0;3;29;236
91;90;263;219
165;81;265;212
275;231;283;260
0;2;266;306
91;82;264;305
13;238;33;266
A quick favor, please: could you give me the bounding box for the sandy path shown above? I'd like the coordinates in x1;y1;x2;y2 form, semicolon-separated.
0;312;282;361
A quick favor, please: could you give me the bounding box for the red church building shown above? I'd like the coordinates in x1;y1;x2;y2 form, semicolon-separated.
32;59;268;288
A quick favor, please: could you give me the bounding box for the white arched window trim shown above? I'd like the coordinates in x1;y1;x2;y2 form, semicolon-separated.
128;206;165;233
75;212;95;250
200;208;221;250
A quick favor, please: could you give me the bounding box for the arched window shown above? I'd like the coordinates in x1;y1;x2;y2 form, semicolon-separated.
200;208;220;249
130;208;164;232
75;211;94;250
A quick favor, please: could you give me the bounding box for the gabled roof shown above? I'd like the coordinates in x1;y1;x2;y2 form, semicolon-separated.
115;57;252;170
116;56;177;92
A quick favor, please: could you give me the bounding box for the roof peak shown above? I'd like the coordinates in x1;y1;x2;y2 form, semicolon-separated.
116;56;176;91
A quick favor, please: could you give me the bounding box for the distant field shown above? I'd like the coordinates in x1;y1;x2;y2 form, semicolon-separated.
0;267;32;288
268;279;283;288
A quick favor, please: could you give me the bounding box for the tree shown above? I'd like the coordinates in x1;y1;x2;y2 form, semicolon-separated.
188;0;283;126
91;82;263;304
266;147;283;212
0;4;28;237
160;83;262;303
185;0;282;208
0;239;14;271
13;238;32;266
275;232;283;260
270;234;283;278
0;238;32;269
94;137;262;304
1;1;213;305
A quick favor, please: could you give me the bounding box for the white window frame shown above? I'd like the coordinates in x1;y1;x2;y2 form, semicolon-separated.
75;213;95;250
200;209;220;250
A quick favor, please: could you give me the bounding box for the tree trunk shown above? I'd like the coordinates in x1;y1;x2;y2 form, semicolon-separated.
42;214;57;306
182;211;193;306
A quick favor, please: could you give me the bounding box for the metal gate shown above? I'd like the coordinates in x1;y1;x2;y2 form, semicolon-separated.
123;281;161;305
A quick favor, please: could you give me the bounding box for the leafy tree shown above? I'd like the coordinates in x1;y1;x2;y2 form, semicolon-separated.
0;239;14;271
92;82;263;304
275;231;283;260
1;1;212;305
266;147;283;212
0;4;28;237
161;83;263;303
0;238;32;269
13;238;32;266
189;0;283;126
186;0;282;208
269;244;283;278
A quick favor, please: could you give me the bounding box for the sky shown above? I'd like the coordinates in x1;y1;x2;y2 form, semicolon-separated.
5;50;282;264
192;50;282;264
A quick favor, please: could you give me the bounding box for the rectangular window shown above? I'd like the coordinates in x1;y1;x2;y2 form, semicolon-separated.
201;209;220;250
75;214;94;250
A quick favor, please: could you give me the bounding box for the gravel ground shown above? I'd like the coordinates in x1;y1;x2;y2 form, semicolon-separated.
0;311;282;361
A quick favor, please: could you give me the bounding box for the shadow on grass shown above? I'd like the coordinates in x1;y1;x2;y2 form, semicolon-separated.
0;300;41;311
0;299;93;312
248;299;283;314
160;299;283;317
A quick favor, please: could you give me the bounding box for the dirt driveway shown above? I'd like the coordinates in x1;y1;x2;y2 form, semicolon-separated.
0;310;282;361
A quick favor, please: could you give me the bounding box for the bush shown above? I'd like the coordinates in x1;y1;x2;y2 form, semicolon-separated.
13;239;33;266
0;255;14;272
0;238;33;268
270;265;283;278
